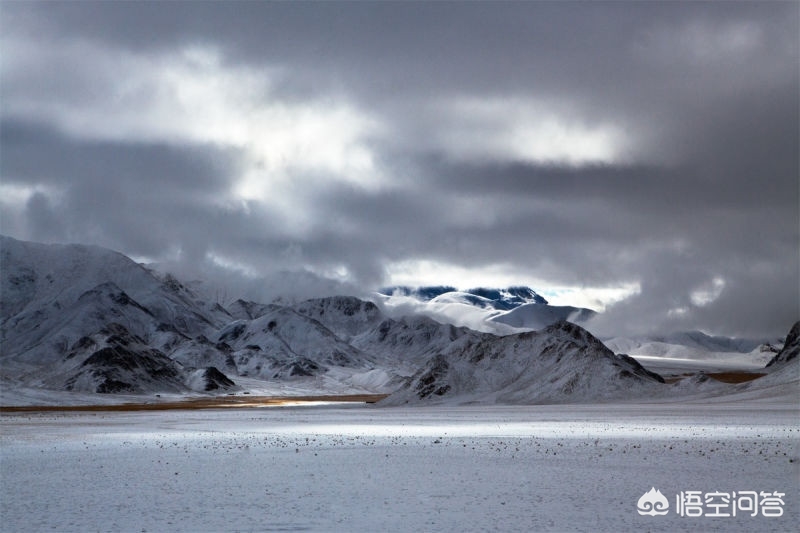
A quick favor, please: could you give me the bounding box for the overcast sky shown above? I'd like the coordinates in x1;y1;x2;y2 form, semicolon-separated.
1;1;797;337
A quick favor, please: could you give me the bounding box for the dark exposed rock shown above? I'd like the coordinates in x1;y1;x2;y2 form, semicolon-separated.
69;336;95;352
215;341;232;353
275;359;321;378
63;324;185;394
96;378;136;394
80;346;179;378
766;321;800;367
415;354;451;399
219;323;247;343
200;367;236;391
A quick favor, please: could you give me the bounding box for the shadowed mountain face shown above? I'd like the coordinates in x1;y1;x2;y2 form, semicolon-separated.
767;321;799;367
63;324;185;394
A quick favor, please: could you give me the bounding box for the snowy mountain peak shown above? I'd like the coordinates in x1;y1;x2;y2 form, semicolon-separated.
541;320;609;352
466;286;548;307
379;285;457;301
378;285;547;310
1;235;153;318
376;284;597;333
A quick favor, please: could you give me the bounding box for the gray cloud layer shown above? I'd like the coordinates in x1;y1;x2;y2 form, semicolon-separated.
1;2;797;337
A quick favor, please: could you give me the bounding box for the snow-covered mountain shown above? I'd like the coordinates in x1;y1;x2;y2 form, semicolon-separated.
379;285;548;310
3;236;796;405
214;305;375;379
603;330;780;373
291;296;489;391
382;321;664;405
1;236;231;360
292;296;384;340
377;285;596;333
605;330;768;356
59;323;236;394
0;236;235;394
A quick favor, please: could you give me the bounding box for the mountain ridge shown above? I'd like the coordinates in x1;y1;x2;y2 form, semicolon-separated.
2;235;795;405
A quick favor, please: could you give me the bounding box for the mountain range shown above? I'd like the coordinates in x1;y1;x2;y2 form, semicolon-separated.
1;235;796;405
377;285;597;333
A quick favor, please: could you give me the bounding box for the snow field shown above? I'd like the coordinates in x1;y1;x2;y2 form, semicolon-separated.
1;403;797;532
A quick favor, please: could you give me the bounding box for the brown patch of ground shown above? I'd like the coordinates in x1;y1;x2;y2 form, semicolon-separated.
706;372;766;384
663;373;695;384
0;393;389;413
663;371;766;384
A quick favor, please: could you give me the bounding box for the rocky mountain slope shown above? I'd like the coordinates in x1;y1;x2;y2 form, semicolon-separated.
1;236;235;394
382;321;664;405
766;321;799;368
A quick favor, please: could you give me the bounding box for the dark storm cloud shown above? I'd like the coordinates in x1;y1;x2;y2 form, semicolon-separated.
1;120;236;196
13;2;791;96
1;119;248;259
0;1;797;337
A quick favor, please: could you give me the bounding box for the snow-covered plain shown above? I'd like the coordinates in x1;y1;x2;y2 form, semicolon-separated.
2;399;797;532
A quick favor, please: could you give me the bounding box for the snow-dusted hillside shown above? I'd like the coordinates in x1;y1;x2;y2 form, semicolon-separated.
61;323;236;394
292;296;384;340
0;236;235;394
1;236;230;359
382;321;665;405
293;296;487;390
214;305;375;379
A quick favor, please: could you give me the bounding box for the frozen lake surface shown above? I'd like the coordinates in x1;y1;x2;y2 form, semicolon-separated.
2;400;798;532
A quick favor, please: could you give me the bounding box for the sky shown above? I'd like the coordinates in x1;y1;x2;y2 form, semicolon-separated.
0;1;797;338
